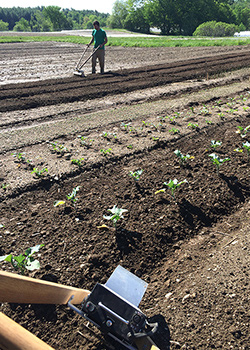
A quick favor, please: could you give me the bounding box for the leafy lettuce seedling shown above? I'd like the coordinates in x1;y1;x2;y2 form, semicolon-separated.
242;141;250;162
210;140;222;149
209;153;230;175
129;169;144;181
66;186;81;203
31;167;48;177
0;244;44;275
103;205;128;228
164;179;188;200
174;149;192;165
155;179;188;200
237;125;250;138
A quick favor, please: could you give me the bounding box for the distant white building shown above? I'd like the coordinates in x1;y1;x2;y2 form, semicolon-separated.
234;31;250;37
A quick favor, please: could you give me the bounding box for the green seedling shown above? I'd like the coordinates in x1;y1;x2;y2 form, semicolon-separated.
164;178;188;200
120;122;131;131
237;125;250;138
243;106;249;111
66;186;81;203
189;106;195;113
228;108;238;114
50;142;68;155
205;120;213;125
210;140;222;149
200;105;210;115
0;224;5;228
152;136;159;141
167;116;177;124
100;148;112;155
209;153;231;175
218;113;225;119
12;152;32;165
0;244;44;275
1;183;9;191
79;136;94;148
188;123;199;129
129;169;144;181
127;144;133;149
142;121;151;127
155;178;188;200
71;158;85;167
242;141;250;162
31;167;48;177
103;205;128;228
169;128;180;135
158;116;166;122
174;149;192;165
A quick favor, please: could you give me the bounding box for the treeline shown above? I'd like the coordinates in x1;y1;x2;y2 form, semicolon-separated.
109;0;250;35
0;0;250;35
0;6;110;32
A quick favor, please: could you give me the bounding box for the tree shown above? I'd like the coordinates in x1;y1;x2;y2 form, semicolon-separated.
13;17;31;31
43;6;72;31
0;19;8;31
109;0;129;28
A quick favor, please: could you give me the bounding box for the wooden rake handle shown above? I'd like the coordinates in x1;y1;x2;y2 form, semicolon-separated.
0;312;54;350
0;270;89;304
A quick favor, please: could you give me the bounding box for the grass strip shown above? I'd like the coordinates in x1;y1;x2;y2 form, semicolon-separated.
1;35;250;47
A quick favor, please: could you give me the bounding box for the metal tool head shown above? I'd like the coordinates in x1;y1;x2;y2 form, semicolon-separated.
73;70;85;77
105;265;148;307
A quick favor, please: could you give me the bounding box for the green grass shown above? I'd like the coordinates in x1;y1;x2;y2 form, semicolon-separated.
1;34;250;47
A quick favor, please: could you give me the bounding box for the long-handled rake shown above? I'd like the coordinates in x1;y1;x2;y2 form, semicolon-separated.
74;45;101;77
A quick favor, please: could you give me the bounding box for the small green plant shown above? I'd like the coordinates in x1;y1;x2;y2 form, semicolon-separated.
71;158;85;167
102;131;109;138
209;153;231;175
243;106;249;111
66;186;81;203
79;136;94;148
0;244;44;275
218;113;225;119
155;178;188;200
169;128;180;135
103;205;128;228
12;152;32;165
31;167;48;177
174;149;192;165
152;136;159;141
167;116;177;124
200;105;210;115
210;140;222;149
188;122;199;129
127;144;133;149
242;141;250;162
1;183;9;191
50;142;68;155
120;122;131;131
205;120;213;125
237;125;250;138
129;169;144;181
100;148;112;155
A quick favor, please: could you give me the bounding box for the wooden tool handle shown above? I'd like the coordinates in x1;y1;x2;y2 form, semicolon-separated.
0;312;54;350
135;336;161;350
0;270;89;304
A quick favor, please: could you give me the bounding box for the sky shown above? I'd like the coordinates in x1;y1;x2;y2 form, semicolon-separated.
1;0;115;14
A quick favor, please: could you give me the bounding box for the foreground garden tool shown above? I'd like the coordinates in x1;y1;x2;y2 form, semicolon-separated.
0;266;161;350
74;45;101;77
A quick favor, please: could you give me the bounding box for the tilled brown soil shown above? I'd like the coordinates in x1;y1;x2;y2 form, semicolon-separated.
0;43;250;350
1;48;250;112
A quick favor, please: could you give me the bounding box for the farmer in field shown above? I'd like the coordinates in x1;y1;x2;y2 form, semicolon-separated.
88;20;107;74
